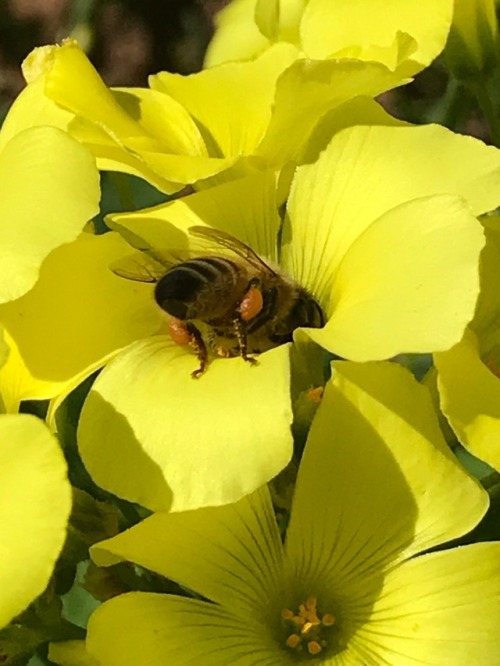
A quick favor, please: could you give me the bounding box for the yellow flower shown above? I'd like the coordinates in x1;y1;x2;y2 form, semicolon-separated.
435;216;500;471
206;0;454;76
15;40;406;194
76;123;496;513
82;362;500;665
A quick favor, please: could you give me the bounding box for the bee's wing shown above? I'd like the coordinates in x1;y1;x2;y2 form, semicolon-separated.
109;250;172;283
188;225;277;276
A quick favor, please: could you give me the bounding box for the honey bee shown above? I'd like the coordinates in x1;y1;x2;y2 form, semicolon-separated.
111;226;324;377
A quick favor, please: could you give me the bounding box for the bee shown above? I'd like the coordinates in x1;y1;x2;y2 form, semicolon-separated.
111;226;324;378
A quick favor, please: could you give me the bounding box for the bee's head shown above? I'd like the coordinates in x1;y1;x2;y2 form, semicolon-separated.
154;268;203;319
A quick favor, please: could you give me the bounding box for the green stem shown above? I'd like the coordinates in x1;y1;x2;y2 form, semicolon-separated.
469;79;500;147
110;172;136;212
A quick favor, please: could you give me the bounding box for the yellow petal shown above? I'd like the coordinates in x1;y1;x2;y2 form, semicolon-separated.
255;0;307;43
285;361;487;598
91;487;282;616
283;124;500;308
87;593;283;666
256;59;408;167
204;0;270;67
42;41;158;150
300;0;453;70
305;195;484;360
0;127;99;303
150;43;298;158
107;170;281;263
355;543;500;664
435;329;500;471
78;337;293;512
0;77;72;150
49;641;100;666
0;232;162;404
0;414;71;628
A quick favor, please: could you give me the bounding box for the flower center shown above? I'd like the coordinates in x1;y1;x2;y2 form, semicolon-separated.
281;595;336;657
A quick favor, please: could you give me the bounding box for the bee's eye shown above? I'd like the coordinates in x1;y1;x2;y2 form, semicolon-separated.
155;269;204;319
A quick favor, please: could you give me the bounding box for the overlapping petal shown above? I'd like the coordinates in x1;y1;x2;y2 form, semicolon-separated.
83;361;494;664
0;126;99;303
285;361;487;594
91;487;282;615
435;218;500;470
304;194;484;360
150;43;299;158
300;0;453;70
22;41;239;193
206;0;453;74
255;59;407;167
107;170;281;262
87;594;288;666
0;414;71;628
435;330;500;470
357;544;500;665
282;124;500;357
0;232;162;409
78;337;293;512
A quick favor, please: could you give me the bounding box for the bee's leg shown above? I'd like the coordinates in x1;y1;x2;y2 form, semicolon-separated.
186;323;209;378
167;317;208;378
231;316;258;366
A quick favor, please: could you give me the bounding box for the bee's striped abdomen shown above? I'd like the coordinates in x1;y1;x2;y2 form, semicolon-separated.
154;257;241;319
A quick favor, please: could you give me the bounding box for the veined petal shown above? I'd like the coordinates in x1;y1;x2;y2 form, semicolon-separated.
108;170;281;262
91;487;283;616
78;337;293;512
300;0;453;70
205;0;270;67
304;195;484;360
49;641;99;666
300;96;410;167
87;593;289;666
0;232;162;399
283;124;500;305
435;330;500;471
352;543;500;665
285;362;487;604
0;127;99;303
256;59;407;168
0;414;71;628
150;43;299;158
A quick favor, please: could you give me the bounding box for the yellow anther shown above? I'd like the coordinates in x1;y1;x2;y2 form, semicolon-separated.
282;595;335;654
286;633;301;649
322;613;336;627
307;640;323;655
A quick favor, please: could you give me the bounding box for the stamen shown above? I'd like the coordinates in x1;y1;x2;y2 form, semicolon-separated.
286;634;301;649
282;595;336;657
307;641;322;655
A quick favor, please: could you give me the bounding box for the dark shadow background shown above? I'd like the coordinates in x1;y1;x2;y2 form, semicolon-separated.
0;0;230;111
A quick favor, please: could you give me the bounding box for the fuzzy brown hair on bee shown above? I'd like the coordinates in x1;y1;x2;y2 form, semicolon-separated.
111;226;324;378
